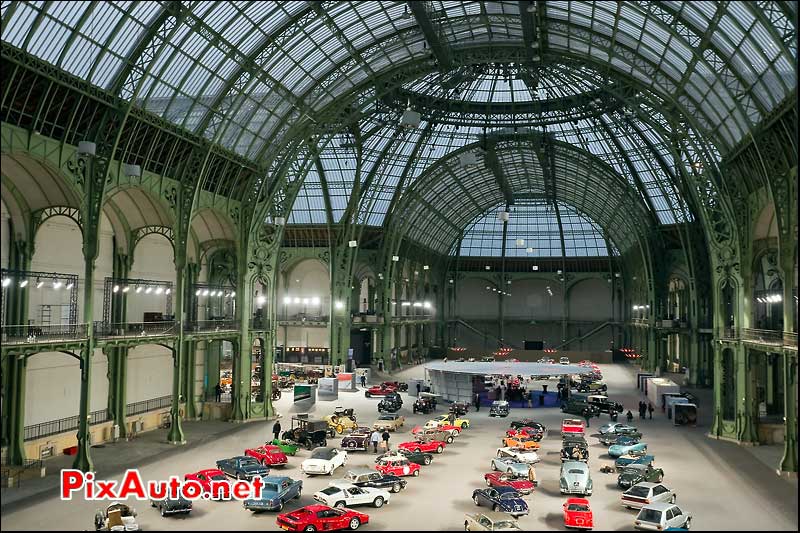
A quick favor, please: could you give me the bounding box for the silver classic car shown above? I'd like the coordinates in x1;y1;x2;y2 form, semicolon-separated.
464;511;522;531
560;461;593;496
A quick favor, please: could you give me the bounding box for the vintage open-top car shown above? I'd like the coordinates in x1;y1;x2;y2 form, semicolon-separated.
496;447;540;464
413;396;436;414
430;413;470;429
94;502;139;531
300;447;348;476
276;504;369;532
377;395;403;413
490;456;531;478
398;437;446;454
509;418;542;430
243;476;302;512
599;433;642;446
449;401;471;416
365;383;398;397
382;381;408;391
563;498;593;529
484;471;535;495
375;455;421;477
270;438;299;456
599;422;637;435
313;481;391;509
561;442;589;463
617;464;665;489
472;486;529;518
245;444;289;466
503;436;541;450
323;413;359;434
344;467;408;493
464;511;523;531
372;413;405;431
415;427;455;444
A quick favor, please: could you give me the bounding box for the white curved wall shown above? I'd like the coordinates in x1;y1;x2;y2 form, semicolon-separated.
277;259;330;347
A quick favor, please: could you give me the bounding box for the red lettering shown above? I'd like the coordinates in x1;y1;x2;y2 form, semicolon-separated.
60;470;84;500
209;480;230;500
149;480;167;500
251;476;262;499
118;469;146;499
95;480;117;499
231;480;251;500
168;476;182;499
182;480;202;500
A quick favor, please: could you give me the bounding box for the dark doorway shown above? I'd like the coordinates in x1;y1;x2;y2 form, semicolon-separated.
350;329;371;368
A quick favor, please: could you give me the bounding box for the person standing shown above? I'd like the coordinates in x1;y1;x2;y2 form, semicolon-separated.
416;382;422;396
370;429;381;453
381;429;391;451
638;401;645;419
527;391;533;409
214;382;222;402
583;410;591;428
272;420;282;442
527;464;537;486
474;392;481;411
626;410;634;423
648;402;655;420
360;373;367;388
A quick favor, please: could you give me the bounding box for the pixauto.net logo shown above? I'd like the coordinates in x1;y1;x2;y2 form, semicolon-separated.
60;469;263;501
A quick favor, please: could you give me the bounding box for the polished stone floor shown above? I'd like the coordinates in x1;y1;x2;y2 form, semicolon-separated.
1;361;797;531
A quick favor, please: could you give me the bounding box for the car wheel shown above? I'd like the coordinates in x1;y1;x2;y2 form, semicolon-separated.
374;497;384;508
447;436;454;444
366;393;371;398
160;507;166;517
336;425;344;434
684;518;691;530
348;442;356;449
424;456;432;465
392;483;401;493
349;517;361;530
304;526;317;532
473;495;480;506
464;520;469;531
335;501;346;509
413;469;420;477
436;445;443;454
507;468;513;474
492;505;499;512
276;500;284;512
415;448;422;453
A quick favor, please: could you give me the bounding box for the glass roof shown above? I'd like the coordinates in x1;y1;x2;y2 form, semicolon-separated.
460;201;617;258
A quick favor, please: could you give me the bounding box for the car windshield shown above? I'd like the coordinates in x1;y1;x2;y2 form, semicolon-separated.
623;466;644;474
638;509;662;523
494;520;516;529
261;483;279;493
379;415;393;420
499;491;521;500
210;474;227;481
311;449;334;460
626;486;650;497
320;487;341;495
568;504;590;512
241;458;259;465
568;469;586;474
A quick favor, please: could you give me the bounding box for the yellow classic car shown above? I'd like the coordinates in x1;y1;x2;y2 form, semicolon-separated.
429;413;470;429
323;414;358;434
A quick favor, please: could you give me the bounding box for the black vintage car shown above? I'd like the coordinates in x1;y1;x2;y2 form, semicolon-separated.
449;401;470;416
377;395;403;413
560;400;601;418
150;495;192;517
341;430;370;451
489;401;510;417
561;441;589;462
587;396;624;414
375;448;433;466
283;417;330;449
413;397;435;414
344;467;408;493
509;418;543;430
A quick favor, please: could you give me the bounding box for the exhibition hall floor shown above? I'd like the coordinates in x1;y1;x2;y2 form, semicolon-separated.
1;362;797;531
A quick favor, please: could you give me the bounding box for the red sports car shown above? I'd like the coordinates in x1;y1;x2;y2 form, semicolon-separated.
276;504;369;532
364;384;397;397
375;455;421;477
484;472;535;495
397;439;446;454
563;498;593;529
245;444;288;466
184;468;230;499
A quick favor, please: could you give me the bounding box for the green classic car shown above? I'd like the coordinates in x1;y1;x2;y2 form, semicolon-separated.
270;439;299;456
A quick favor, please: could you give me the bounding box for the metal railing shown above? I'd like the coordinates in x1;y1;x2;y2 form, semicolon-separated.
94;321;176;338
249;317;270;330
23;395;173;442
741;328;787;345
277;313;329;322
184;319;240;333
23;408;108;441
1;323;88;345
784;332;797;347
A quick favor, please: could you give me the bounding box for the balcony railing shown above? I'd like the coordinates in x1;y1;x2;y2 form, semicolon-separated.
277;313;329;322
250;317;270;330
741;328;787;345
1;323;88;345
94;321;176;338
184;319;240;333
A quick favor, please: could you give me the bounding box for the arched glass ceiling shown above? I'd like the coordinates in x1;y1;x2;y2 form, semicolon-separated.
2;1;795;158
460;201;617;258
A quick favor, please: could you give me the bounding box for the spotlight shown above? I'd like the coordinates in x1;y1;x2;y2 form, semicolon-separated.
196;289;202;296
202;289;209;296
1;277;10;287
19;279;28;288
293;297;300;304
256;295;267;306
334;301;345;310
302;298;309;305
423;301;431;309
311;297;320;305
423;265;429;270
136;286;143;293
283;296;292;304
145;286;153;294
165;288;171;295
113;285;120;293
155;287;164;294
53;280;63;290
65;282;74;290
36;278;44;289
229;291;234;297
122;286;130;293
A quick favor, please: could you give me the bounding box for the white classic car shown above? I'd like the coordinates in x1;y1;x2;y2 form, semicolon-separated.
300;447;348;476
313;481;391;508
621;482;677;510
495;447;540;464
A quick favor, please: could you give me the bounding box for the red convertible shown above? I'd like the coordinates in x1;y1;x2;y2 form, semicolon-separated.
245;444;288;466
184;468;230;499
364;384;397;397
375;455;421;477
276;504;369;532
397;438;446;454
563;498;593;529
484;472;536;495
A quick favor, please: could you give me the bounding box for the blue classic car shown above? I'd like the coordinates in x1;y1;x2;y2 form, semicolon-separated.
216;456;270;480
608;442;648;458
599;433;642;446
615;454;655;471
471;486;529;518
242;476;303;512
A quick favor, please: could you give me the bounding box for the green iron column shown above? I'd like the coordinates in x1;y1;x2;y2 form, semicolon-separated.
710;341;725;438
166;257;187;444
736;344;759;443
3;238;32;464
106;250;131;438
181;262;200;419
329;242;355;367
779;352;797;475
205;339;221;401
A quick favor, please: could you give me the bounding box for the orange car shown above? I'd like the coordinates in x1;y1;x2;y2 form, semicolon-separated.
503;437;541;450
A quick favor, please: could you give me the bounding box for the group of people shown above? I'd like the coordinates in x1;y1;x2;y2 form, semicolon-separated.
624;400;655;423
370;428;392;453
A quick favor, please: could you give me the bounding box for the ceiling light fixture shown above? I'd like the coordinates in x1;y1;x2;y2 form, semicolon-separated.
19;279;28;288
122;286;130;293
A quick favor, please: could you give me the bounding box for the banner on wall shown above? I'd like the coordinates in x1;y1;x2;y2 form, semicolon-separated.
293;384;312;402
